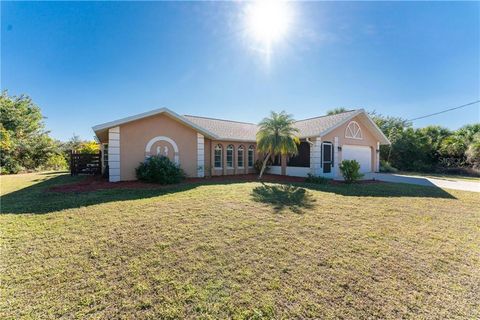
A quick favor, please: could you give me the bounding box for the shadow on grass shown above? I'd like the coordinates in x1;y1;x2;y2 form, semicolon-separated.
1;173;456;215
302;181;457;199
251;184;315;214
1;174;207;215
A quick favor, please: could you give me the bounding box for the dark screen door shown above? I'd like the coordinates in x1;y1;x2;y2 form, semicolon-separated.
323;143;332;173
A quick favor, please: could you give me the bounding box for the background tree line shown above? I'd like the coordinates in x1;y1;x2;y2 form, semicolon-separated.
1;92;478;175
370;112;479;174
0;92;99;174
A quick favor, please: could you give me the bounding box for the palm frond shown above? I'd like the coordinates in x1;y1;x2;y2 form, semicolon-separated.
256;111;300;158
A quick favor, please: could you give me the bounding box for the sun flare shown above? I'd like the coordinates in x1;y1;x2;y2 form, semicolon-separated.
244;0;293;55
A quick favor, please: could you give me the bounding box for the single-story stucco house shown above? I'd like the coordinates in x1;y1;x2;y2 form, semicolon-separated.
92;108;390;182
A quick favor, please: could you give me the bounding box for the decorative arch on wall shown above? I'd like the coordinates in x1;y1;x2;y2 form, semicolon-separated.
345;121;363;140
145;136;179;164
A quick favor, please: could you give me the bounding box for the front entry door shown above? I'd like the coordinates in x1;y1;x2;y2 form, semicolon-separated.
322;143;333;173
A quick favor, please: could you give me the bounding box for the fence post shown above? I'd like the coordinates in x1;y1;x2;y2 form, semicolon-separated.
70;150;74;176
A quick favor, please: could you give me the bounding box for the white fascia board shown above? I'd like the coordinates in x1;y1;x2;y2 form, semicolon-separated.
92;107;219;140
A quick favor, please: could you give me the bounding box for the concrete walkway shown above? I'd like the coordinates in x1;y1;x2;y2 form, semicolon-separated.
367;173;480;192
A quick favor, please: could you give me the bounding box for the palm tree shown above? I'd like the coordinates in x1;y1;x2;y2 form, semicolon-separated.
256;111;300;179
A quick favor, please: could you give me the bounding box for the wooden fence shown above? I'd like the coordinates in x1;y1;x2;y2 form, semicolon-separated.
70;151;102;176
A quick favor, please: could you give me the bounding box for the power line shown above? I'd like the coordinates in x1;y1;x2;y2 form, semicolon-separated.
407;100;480;122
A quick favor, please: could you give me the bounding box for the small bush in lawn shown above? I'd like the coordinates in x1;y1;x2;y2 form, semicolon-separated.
135;155;185;184
305;173;329;184
380;160;398;173
339;159;363;183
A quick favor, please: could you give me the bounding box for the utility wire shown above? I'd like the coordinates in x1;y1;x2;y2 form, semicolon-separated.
407;100;480;122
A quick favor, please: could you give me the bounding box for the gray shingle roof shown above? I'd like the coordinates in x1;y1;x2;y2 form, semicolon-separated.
183;116;258;141
293;110;358;138
93;107;389;144
184;110;359;141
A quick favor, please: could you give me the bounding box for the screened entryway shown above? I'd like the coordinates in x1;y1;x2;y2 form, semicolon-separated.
322;142;333;174
287;142;310;167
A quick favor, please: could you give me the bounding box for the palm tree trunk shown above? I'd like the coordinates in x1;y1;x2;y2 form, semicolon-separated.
258;152;270;179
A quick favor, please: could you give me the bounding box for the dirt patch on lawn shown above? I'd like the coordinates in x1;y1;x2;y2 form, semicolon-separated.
48;174;382;193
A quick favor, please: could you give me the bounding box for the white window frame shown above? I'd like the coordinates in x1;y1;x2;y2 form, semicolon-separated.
345;121;363;140
248;145;255;167
226;145;234;168
237;145;244;168
214;144;222;168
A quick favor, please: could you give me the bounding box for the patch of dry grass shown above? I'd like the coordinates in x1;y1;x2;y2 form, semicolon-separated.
1;172;479;319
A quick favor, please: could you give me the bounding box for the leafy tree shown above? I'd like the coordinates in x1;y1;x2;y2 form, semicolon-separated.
64;134;83;152
369;111;410;163
369;112;409;137
43;153;68;171
466;135;480;169
456;124;480;143
256;111;300;178
387;128;434;171
326;107;348;115
439;135;468;159
0;91;62;173
437;124;480;168
63;135;99;153
78;141;100;154
418;125;451;164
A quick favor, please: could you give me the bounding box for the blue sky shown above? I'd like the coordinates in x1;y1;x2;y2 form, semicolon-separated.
2;1;479;141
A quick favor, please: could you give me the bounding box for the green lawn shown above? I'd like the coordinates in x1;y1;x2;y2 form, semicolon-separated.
1;172;479;319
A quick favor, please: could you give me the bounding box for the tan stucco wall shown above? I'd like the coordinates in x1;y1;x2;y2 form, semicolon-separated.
119;113;199;180
209;140;258;176
322;115;379;172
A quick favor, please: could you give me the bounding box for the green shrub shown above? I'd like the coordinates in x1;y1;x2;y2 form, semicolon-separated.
466;138;480;169
305;173;329;184
379;160;398;173
135;155;185;184
339;159;363;183
42;153;68;171
254;159;271;174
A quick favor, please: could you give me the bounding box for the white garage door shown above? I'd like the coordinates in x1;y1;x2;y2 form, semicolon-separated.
342;145;372;173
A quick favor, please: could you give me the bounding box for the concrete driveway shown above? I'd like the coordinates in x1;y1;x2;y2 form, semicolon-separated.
367;173;480;192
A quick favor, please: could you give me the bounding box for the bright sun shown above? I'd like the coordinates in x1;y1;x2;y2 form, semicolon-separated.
244;1;293;52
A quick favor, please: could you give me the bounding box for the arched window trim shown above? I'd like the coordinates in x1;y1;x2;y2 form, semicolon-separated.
237;145;245;168
214;144;223;168
226;144;234;168
248;145;255;167
345;121;363;140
